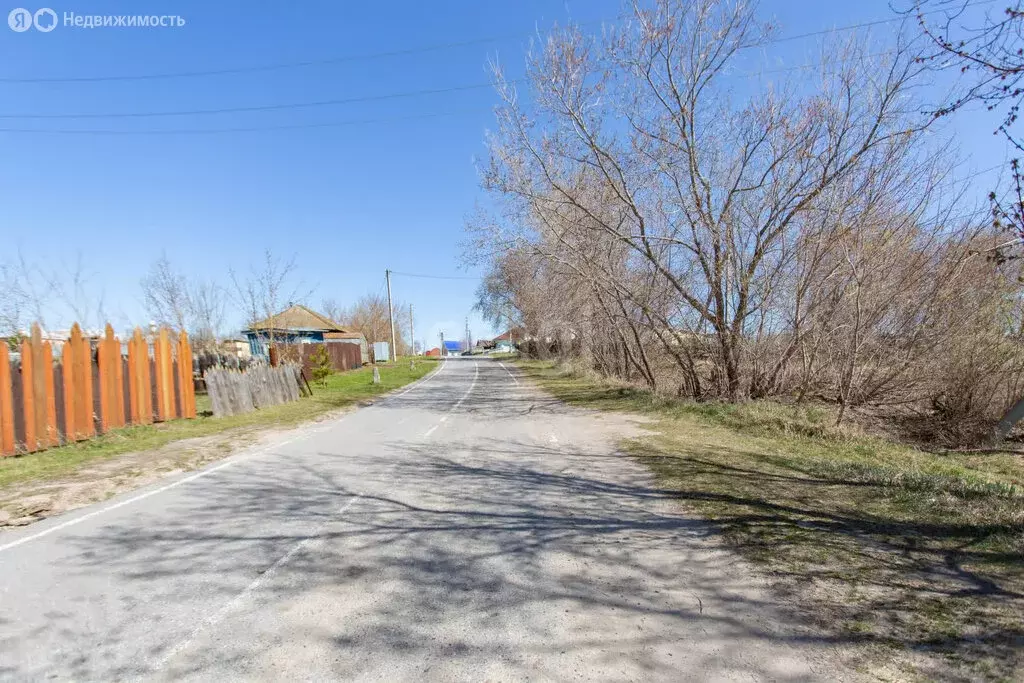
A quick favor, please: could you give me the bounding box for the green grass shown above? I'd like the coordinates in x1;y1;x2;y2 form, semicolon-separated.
0;359;435;490
515;359;1024;681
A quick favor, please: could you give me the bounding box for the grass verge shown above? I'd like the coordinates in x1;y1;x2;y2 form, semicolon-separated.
515;358;1024;681
0;358;436;489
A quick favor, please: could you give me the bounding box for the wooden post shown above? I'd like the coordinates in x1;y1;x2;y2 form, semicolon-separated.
62;331;77;440
99;324;113;433
0;344;14;456
29;324;50;449
141;331;153;424
42;341;57;447
70;323;95;439
127;328;152;425
177;330;196;419
127;330;139;424
20;337;36;452
154;327;176;421
98;324;126;432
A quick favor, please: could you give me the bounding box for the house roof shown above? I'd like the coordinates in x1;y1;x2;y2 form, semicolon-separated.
443;340;461;351
492;326;526;342
247;304;347;333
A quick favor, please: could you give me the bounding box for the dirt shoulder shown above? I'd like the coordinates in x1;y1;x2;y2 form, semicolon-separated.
0;405;356;528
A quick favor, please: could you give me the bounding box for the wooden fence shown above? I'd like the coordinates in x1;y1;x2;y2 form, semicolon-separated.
0;322;196;456
272;342;362;377
203;364;303;417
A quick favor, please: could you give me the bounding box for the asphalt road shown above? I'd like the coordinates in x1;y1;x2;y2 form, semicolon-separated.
0;358;848;681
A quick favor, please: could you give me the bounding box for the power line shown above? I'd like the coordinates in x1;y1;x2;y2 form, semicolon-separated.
0;1;996;86
388;271;480;281
0;81;508;120
0;110;467;135
763;0;995;44
0;36;512;84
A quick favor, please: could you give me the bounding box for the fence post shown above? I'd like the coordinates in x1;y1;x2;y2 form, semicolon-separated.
177;331;195;418
42;340;57;447
71;323;95;439
154;327;176;421
20;337;36;452
98;324;126;432
127;330;139;424
29;324;52;449
62;330;77;440
0;344;14;456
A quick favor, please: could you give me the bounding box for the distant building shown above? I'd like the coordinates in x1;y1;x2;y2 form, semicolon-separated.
244;304;368;363
443;340;462;356
494;339;515;353
425;347;442;357
220;338;252;360
492;327;527;344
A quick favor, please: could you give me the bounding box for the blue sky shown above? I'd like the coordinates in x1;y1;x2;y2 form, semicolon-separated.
0;0;1008;347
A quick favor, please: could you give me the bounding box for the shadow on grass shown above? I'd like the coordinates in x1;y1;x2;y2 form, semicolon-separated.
627;435;1024;679
516;360;1024;679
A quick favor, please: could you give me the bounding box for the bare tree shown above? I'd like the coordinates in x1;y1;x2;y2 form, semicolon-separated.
320;298;344;325
914;0;1024;257
228;250;312;354
189;280;226;350
465;0;1024;444
141;253;191;330
0;260;28;339
340;292;410;355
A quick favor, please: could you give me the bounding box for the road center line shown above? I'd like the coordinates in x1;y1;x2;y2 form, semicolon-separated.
152;493;362;671
423;362;478;437
498;361;519;385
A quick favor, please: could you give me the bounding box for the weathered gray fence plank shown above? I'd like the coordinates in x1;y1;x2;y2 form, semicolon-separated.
203;364;301;417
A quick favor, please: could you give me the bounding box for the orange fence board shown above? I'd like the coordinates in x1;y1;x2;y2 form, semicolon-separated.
62;334;77;441
154;328;175;421
20;338;36;452
42;341;58;447
7;321;196;454
69;324;94;439
30;325;49;450
127;329;141;424
98;324;125;433
177;331;196;419
0;344;13;456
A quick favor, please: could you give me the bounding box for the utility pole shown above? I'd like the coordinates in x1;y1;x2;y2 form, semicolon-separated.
409;304;415;356
440;331;445;357
385;269;397;362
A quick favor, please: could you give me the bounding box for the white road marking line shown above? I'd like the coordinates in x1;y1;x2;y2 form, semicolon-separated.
0;359;449;554
391;357;446;398
152;494;362;671
0;428;321;554
451;363;479;413
0;459;236;554
423;362;479;437
498;361;519;385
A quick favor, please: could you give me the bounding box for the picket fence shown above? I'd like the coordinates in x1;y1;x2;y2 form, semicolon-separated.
0;322;196;456
203;364;303;418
